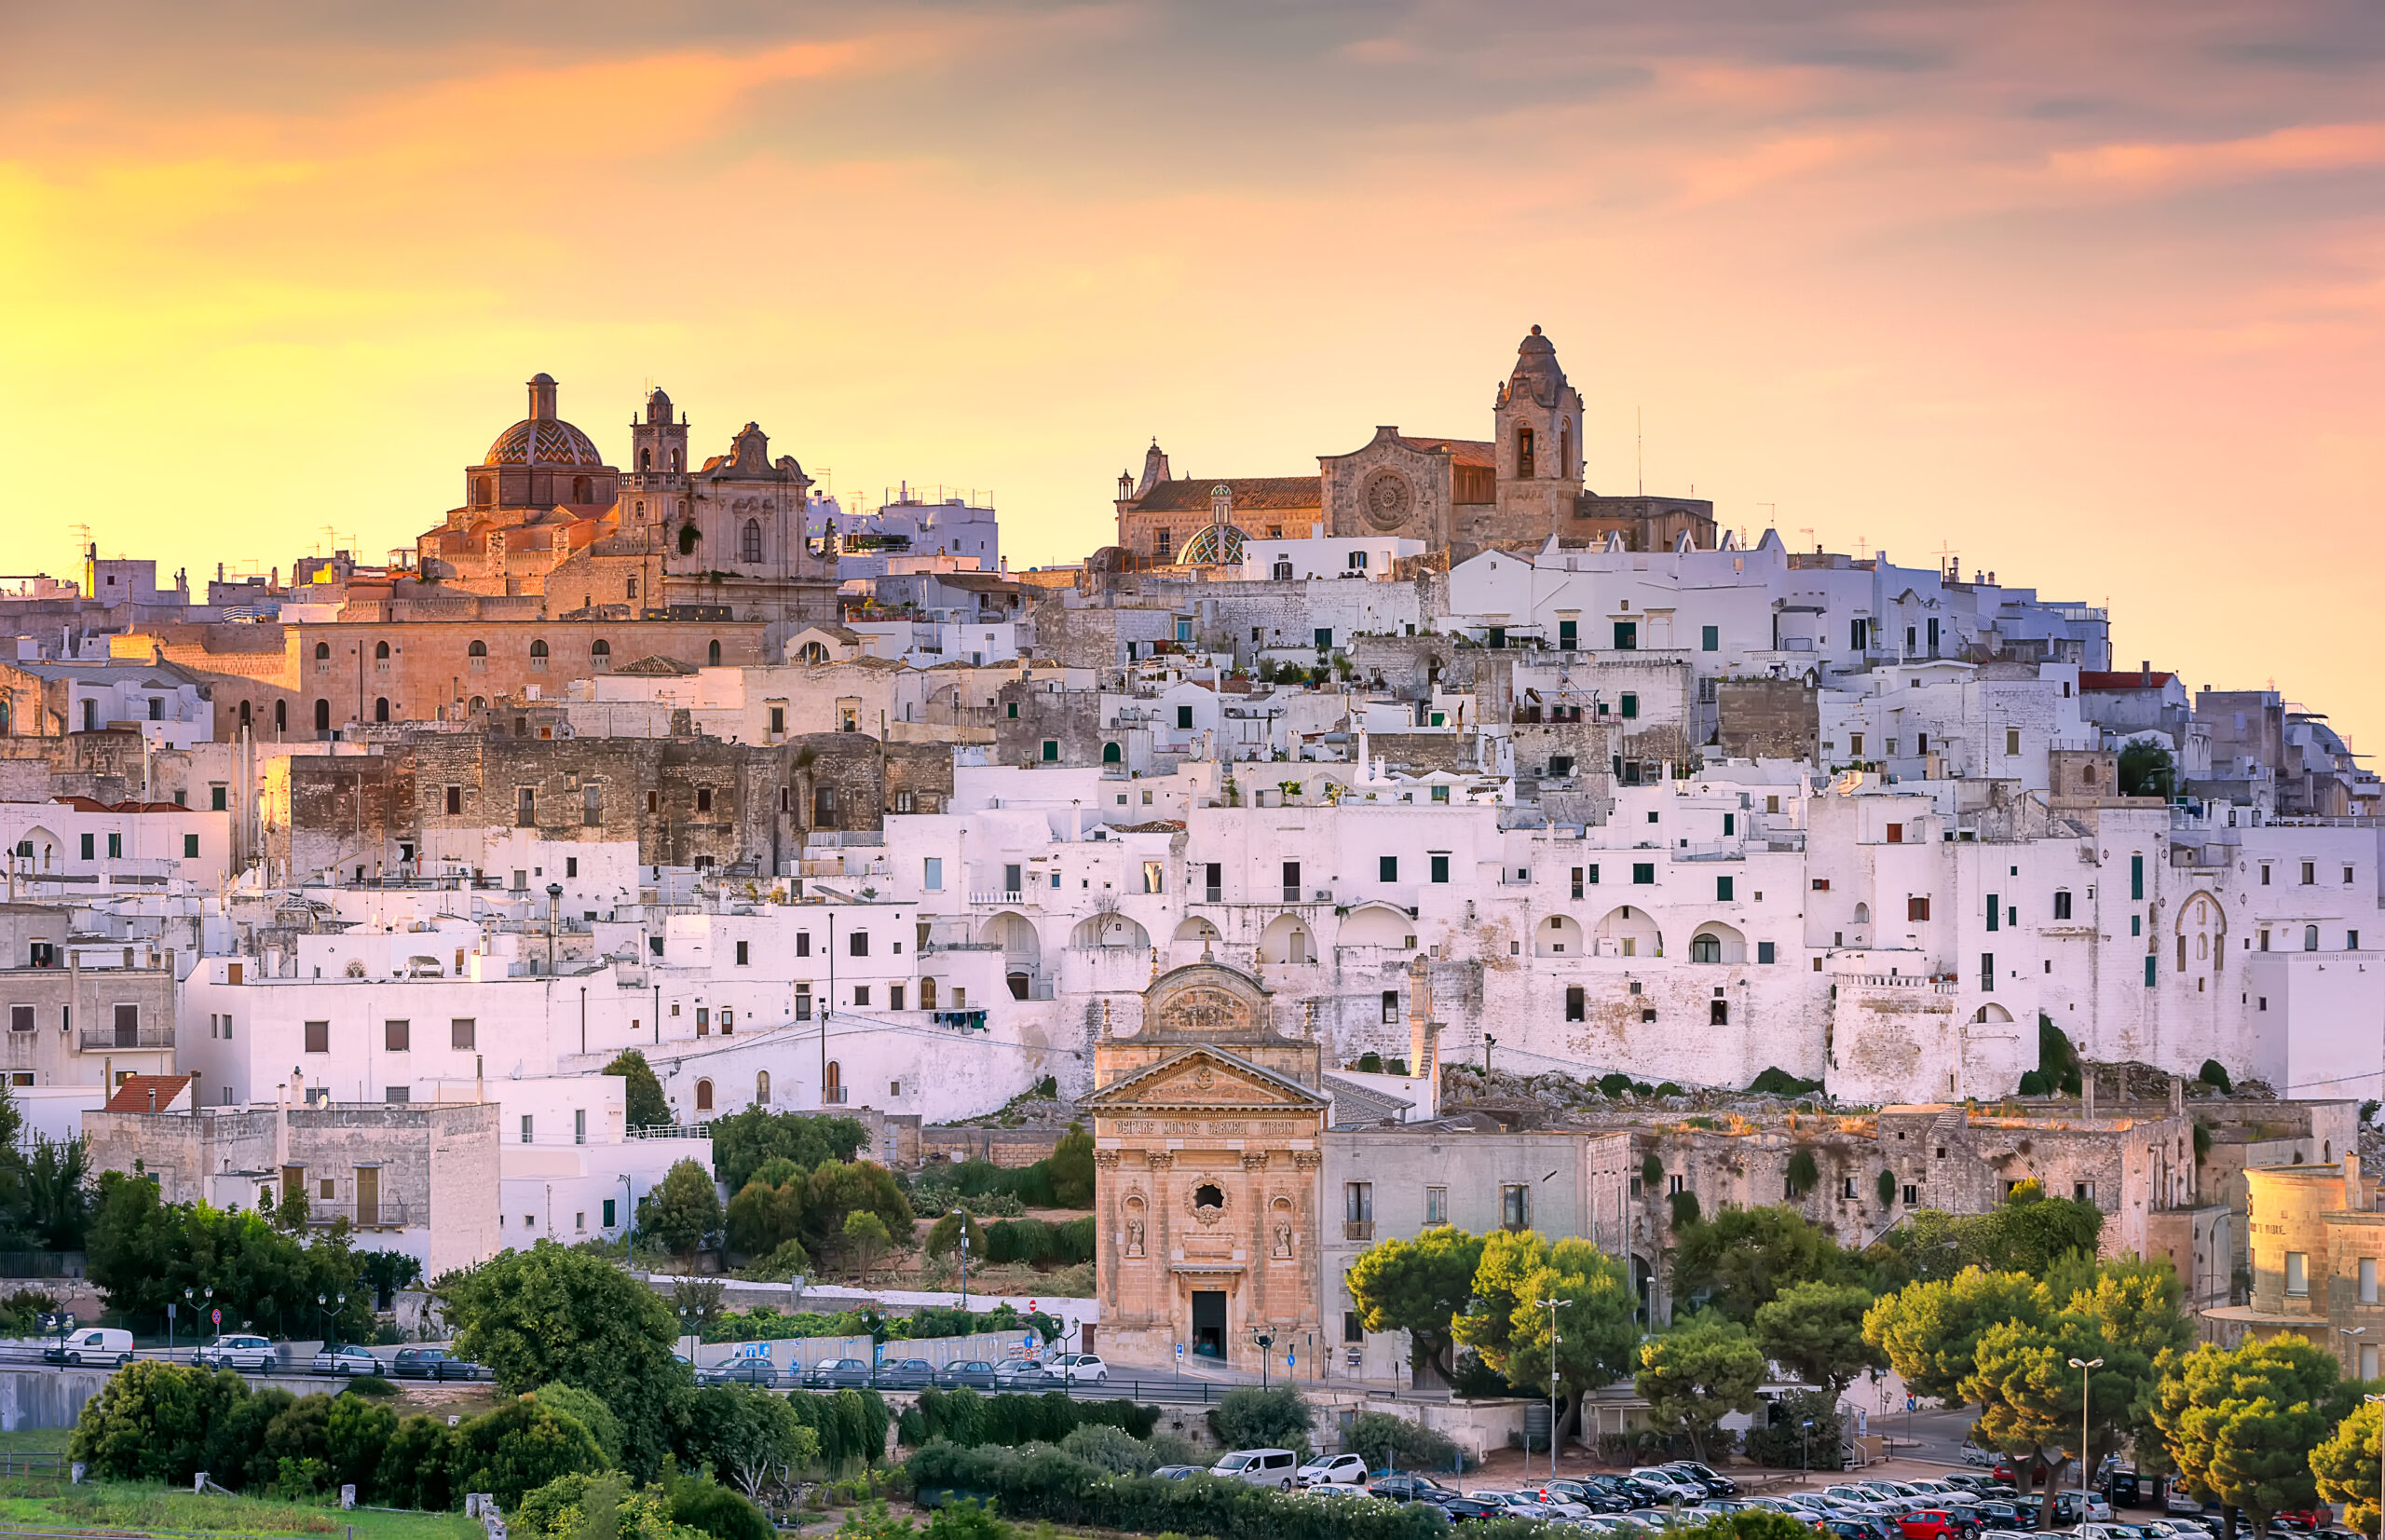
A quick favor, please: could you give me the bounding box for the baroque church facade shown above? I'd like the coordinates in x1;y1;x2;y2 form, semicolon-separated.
1111;327;1719;567
416;375;836;634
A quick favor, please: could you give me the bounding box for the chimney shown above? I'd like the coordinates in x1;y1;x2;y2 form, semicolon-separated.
2141;661;2151;686
2083;1070;2096;1121
146;1087;157;1113
2347;1152;2365;1211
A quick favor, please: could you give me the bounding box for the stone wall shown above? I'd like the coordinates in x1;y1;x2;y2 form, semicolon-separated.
1716;678;1820;762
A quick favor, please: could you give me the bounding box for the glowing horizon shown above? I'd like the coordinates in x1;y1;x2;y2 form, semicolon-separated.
3;2;2380;739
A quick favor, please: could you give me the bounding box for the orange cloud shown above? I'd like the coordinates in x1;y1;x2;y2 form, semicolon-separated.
2046;121;2385;189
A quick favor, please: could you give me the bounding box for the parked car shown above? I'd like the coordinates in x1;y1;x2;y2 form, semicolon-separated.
936;1358;998;1389
2270;1511;2333;1533
391;1346;456;1380
1298;1453;1370;1488
698;1357;780;1386
309;1344;382;1376
1547;1480;1636;1514
1960;1501;2034;1532
1212;1449;1301;1488
1438;1497;1508;1523
1900;1509;1982;1540
1471;1492;1557;1520
1666;1463;1739;1497
1370;1475;1458;1504
2162;1486;2207;1519
45;1328;133;1368
802;1357;874;1388
1636;1469;1711;1503
991;1356;1056;1387
1049;1352;1111;1384
2101;1469;2142;1507
1820;1520;1890;1540
1152;1465;1202;1481
199;1334;279;1372
874;1358;936;1390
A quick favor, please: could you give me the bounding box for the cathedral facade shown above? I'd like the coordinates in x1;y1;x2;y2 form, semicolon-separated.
1111;327;1717;566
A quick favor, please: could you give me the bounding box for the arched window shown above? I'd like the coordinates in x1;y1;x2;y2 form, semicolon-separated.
528;639;549;669
469;695;485;713
473;476;492;508
1516;425;1535;478
1102;743;1122;764
756;1070;770;1106
591;639;610;670
313;699;330;732
707;640;722;668
811;784;837;825
695;1079;714;1113
678;523;700;555
2306;925;2321;952
273;700;286;733
670;450;681;471
374;698;389;724
1272;559;1292;580
238;701;252;729
741;520;763;563
374;640;389;661
1690;934;1721;963
1853;903;1871;925
825;1060;843;1103
468;640;487;673
640;448;651;471
920;977;937;1010
573;475;592;503
314;642;330;661
1560;421;1572;478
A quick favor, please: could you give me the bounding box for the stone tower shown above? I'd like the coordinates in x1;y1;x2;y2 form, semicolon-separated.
1492;325;1586;541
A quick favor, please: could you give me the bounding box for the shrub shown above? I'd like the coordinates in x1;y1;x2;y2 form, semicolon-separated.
1670;1189;1703;1227
1746;1068;1823;1097
1344;1411;1459;1474
1739;1387;1844;1470
786;1387;893;1468
1058;1424;1154;1474
902;1388;1157;1450
449;1397;611;1509
1207;1386;1313;1457
668;1472;774;1540
70;1360;250;1484
538;1383;625;1465
2199;1058;2233;1094
347;1373;398;1398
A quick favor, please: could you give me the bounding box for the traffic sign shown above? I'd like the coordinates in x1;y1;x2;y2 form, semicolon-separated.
211;1308;222;1326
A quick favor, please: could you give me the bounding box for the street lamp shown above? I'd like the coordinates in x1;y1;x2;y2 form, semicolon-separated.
2344;1326;2367;1380
951;1209;971;1309
620;1174;635;1266
2069;1356;2104;1518
317;1292;346;1351
2364;1392;2385;1540
1801;1418;1815;1478
546;883;564;973
1537;1296;1571;1481
1250;1326;1277;1390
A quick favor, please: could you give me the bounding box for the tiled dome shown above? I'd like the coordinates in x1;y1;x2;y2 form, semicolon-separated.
484;416;607;468
1179;522;1247;566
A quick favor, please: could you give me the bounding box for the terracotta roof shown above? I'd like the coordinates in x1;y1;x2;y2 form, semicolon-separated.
1396;436;1495;469
614;655;699;676
105;1074;194;1114
2080;672;2176;690
1128;476;1321;514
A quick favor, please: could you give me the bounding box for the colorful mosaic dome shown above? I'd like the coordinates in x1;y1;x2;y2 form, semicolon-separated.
484;416;607;468
1178;521;1247;566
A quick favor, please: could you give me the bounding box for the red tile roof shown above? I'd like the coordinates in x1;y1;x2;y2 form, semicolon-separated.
105;1074;194;1114
1128;476;1322;513
1396;436;1496;469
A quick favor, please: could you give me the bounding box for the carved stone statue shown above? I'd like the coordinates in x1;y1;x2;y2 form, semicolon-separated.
1273;1219;1294;1257
1125;1217;1146;1257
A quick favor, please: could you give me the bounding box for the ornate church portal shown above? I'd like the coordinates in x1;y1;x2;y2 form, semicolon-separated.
1084;962;1327;1368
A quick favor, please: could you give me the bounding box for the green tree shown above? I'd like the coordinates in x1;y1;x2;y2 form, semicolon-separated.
450;1397;610;1509
437;1239;689;1479
2312;1399;2385;1537
84;1170;375;1339
804;1160;914;1251
1045;1124;1096;1208
1864;1267;2049;1403
325;1395;399;1499
1670;1205;1859;1321
537;1383;625;1465
724;1177;806;1261
1637;1313;1768;1462
640;1159;723;1260
0;1134;91;1251
1207;1385;1314;1456
842;1211;892;1282
668;1471;775;1540
685;1384;818;1502
924;1209;985;1261
708;1109;868;1194
606;1050;675;1129
2153;1335;2349;1539
1455;1233;1637;1401
69;1360;249;1483
2119;740;2178;799
1452;1228;1548;1383
1344;1225;1484;1383
1754;1280;1881;1395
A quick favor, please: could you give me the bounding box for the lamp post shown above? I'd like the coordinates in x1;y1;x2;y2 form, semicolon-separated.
317;1291;346;1352
546;883;563;974
1801;1418;1814;1479
1537;1295;1571;1481
951;1209;971;1309
620;1174;635;1265
2364;1392;2385;1540
1251;1326;1277;1390
2068;1356;2104;1518
2344;1326;2367;1381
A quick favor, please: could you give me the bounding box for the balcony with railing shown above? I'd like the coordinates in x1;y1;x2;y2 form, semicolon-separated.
1342;1220;1374;1242
80;1022;174;1052
308;1200;415;1229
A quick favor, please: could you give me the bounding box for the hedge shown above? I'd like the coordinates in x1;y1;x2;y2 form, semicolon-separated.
906;1440;1466;1540
981;1217;1095;1267
896;1389;1158;1450
785;1387;891;1467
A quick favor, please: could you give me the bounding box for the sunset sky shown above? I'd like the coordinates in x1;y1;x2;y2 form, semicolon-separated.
4;2;2381;741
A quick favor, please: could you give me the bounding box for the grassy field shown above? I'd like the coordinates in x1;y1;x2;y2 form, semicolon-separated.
0;1473;483;1540
0;1427;70;1455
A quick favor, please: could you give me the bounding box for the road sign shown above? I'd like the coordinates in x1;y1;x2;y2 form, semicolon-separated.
62;1314;75;1330
211;1308;222;1326
166;1303;176;1321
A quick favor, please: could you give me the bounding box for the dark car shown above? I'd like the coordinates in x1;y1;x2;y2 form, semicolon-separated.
875;1358;936;1390
936;1359;998;1389
1547;1480;1635;1515
1371;1476;1458;1504
1961;1502;2032;1532
391;1346;485;1381
1667;1464;1738;1498
698;1357;779;1386
802;1357;874;1388
1437;1497;1506;1522
1822;1521;1888;1540
2103;1470;2142;1508
1152;1465;1202;1481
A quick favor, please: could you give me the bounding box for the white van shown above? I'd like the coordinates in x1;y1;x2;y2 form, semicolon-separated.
44;1328;132;1367
1212;1449;1300;1488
